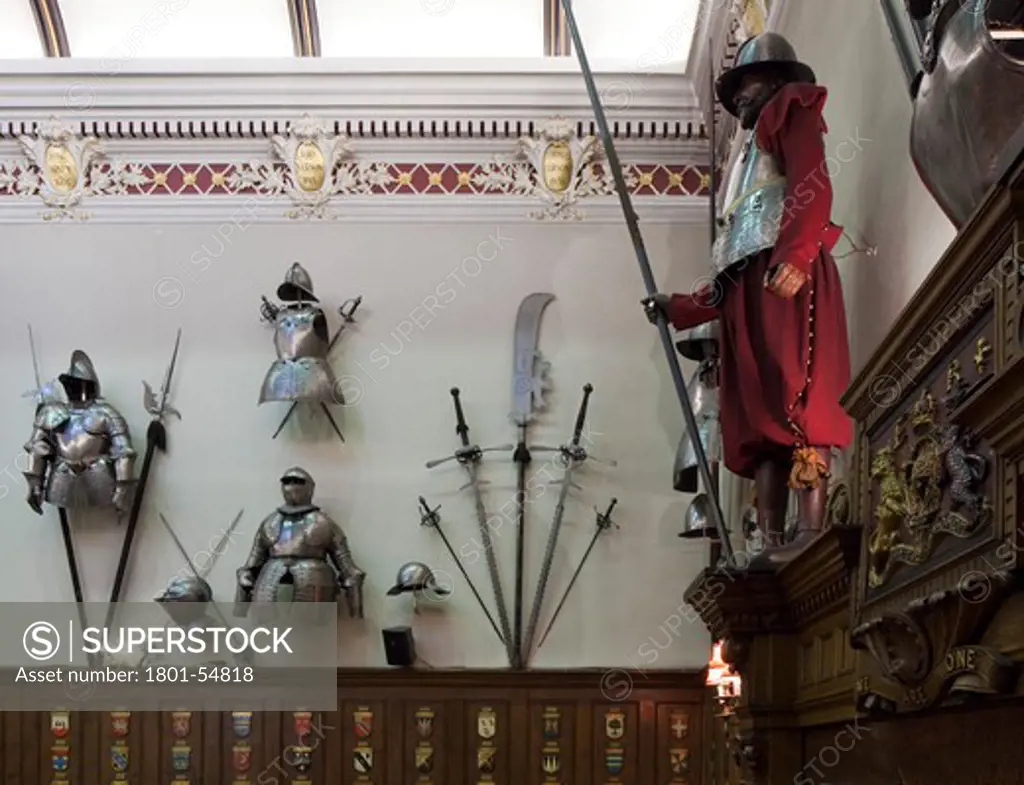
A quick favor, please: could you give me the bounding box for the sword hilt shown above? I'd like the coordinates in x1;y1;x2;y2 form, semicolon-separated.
571;383;593;445
418;496;441;528
450;387;471;447
596;498;619;530
259;295;279;323
339;295;363;322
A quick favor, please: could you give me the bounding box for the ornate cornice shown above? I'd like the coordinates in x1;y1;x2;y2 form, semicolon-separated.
0;64;710;223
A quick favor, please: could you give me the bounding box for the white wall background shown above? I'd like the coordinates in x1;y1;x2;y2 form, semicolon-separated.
0;219;712;670
776;0;957;376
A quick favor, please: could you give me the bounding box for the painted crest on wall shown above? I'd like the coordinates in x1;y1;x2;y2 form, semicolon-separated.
270;113;353;219
232;743;252;772
353;745;373;774
515;116;604;220
16;117;103;220
542;706;560;739
50;711;70;738
353;708;373;740
604;709;625;739
172;711;192;738
415;744;434;774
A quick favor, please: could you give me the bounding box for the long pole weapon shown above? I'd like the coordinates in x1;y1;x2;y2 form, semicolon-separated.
559;0;734;564
509;292;555;669
418;496;505;645
521;384;609;662
425;388;516;664
269;295;363;441
25;325;90;643
106;329;182;621
536;497;618;650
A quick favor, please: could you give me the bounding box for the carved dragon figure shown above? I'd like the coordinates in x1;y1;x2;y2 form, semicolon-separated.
938;424;988;516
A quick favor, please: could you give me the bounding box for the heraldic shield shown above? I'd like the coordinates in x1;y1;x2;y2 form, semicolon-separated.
50;711;70;739
111;743;129;773
415;707;434;738
605;745;624;775
477;707;497;738
233;743;252;773
232;711;253;738
477;746;497;774
415;744;434;774
354;709;373;740
51;745;69;772
670;748;690;776
172;711;192;738
542;745;560;775
353;745;374;774
605;709;625;739
172;745;191;773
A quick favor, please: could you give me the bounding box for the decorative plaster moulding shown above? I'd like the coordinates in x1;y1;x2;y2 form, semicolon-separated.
0;60;710;224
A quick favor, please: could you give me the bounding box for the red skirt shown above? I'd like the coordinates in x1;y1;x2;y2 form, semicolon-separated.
671;249;853;478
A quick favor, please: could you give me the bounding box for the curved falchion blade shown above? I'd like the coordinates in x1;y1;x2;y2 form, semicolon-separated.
510;293;556;426
559;0;733;563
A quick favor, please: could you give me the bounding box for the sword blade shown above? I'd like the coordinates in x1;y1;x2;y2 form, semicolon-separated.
535;526;603;651
159;512;201;578
521;459;577;659
27;323;42;391
464;460;516;664
559;0;733;563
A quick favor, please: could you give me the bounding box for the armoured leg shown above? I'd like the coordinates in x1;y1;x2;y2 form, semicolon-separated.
750;448;830;569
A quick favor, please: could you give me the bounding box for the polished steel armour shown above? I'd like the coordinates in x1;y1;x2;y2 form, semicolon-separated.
259;305;338;403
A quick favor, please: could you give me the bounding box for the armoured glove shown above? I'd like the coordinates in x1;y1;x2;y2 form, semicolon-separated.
112;484;131;514
641;293;672;325
25;477;43;515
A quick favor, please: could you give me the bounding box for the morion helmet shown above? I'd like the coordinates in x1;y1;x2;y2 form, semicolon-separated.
277;262;318;303
387;562;449;597
715;33;816;118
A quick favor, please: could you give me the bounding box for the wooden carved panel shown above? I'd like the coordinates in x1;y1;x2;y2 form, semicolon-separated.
862;324;997;605
0;669;707;785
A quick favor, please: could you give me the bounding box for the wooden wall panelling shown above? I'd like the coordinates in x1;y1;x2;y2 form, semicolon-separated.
1;670;707;783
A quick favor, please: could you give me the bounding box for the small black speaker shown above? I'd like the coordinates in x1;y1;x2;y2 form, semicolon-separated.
382;626;416;667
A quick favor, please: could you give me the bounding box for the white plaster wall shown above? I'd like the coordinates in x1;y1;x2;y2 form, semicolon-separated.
0;219;712;670
776;0;958;375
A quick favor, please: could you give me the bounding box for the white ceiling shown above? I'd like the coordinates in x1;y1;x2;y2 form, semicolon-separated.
0;0;703;62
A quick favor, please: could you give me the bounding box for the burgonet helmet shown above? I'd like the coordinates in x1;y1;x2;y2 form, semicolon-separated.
387;562;449;596
59;350;101;397
715;32;816;118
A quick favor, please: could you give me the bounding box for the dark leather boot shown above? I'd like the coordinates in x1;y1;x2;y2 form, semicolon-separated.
745;459;790;571
749;449;831;569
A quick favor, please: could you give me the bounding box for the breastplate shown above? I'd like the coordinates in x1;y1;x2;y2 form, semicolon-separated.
268;513;329;559
711;131;787;274
273;307;328;361
55;409;109;467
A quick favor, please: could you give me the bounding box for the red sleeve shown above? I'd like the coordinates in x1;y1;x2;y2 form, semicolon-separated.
756;83;843;274
665;288;719;331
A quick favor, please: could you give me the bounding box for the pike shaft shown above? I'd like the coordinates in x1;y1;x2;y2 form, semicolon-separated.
559;0;733;563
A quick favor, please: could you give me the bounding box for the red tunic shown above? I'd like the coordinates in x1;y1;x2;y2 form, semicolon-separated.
667;83;853;479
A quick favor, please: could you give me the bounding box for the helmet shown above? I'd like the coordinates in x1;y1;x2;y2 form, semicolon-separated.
155;576;213;626
277;262;318;302
678;493;718;539
280;466;315;509
673;367;721;493
675;321;720;362
715;33;816;117
387;562;449;596
59;350;101;398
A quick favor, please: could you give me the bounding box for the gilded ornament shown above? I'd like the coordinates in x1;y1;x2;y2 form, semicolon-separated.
44;144;78;193
974;337;991;375
516;116;603;220
295;140;326;192
542;141;573;193
867;390;990;588
17;117;103;219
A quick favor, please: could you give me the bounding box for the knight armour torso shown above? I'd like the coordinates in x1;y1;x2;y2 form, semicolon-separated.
260;305;337;403
711;129;787;275
56;407;112;469
266;511;334;559
274;307;329;360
